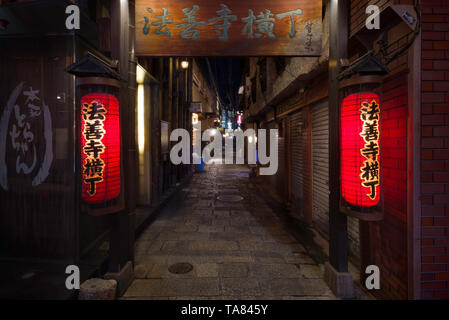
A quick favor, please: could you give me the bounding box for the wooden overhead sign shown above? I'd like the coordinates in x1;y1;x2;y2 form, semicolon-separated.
135;0;322;56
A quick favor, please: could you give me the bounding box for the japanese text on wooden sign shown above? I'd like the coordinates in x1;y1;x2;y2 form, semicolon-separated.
135;0;322;56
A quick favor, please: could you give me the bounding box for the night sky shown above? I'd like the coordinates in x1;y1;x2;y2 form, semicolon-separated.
196;58;246;111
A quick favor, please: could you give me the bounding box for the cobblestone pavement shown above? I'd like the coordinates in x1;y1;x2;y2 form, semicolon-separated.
123;164;336;300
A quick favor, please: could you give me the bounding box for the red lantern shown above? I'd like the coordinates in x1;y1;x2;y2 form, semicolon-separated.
80;93;121;204
341;93;380;208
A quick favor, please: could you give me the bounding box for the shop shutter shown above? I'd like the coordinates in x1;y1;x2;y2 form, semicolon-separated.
311;101;330;236
290;110;305;220
311;100;359;257
276;119;288;201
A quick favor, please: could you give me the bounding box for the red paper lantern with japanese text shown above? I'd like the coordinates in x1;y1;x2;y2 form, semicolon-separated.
341;93;381;208
80;93;121;204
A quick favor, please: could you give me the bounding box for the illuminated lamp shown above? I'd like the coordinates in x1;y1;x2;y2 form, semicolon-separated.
80;93;121;203
338;52;389;221
192;113;199;125
66;52;124;215
181;60;189;69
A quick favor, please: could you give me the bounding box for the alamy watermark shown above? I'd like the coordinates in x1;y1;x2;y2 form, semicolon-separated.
65;5;80;30
65;265;80;290
170;121;279;175
365;265;380;290
366;5;380;30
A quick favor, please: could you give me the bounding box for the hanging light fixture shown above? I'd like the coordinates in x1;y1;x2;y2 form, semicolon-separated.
337;49;389;221
181;59;189;70
66;52;124;215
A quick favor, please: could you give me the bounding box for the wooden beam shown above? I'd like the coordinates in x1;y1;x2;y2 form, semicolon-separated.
109;0;134;273
328;0;349;273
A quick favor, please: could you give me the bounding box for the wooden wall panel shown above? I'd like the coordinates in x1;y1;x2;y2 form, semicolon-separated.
135;0;322;56
0;37;77;260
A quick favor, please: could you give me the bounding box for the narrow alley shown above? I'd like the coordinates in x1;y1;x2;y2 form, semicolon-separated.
124;164;335;300
2;0;446;303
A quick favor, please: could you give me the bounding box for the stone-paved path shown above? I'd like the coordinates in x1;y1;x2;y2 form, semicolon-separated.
123;164;336;300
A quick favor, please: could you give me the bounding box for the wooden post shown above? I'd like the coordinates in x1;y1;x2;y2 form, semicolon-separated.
128;0;138;264
328;0;349;273
324;0;354;299
106;1;135;296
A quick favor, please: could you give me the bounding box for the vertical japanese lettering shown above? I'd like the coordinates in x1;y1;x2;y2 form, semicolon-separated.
359;100;380;200
82;101;107;196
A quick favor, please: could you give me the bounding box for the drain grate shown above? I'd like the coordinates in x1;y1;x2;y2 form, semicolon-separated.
168;263;193;274
217;195;244;202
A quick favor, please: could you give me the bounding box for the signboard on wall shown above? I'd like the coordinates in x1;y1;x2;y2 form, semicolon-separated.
190;102;202;113
135;0;322;56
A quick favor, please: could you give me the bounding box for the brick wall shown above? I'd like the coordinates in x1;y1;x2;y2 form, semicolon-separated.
350;0;391;37
420;0;449;299
349;0;411;299
365;69;409;299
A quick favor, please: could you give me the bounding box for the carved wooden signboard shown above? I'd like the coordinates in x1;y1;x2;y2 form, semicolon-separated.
135;0;322;56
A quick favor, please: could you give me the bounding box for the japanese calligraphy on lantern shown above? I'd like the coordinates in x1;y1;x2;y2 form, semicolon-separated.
341;93;381;209
81;100;107;196
359;99;380;201
80;94;121;204
135;0;322;56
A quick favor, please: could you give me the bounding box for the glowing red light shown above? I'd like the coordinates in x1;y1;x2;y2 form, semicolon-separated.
341;93;380;208
80;93;121;204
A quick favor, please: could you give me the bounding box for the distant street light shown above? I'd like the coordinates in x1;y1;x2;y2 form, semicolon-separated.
181;60;189;69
